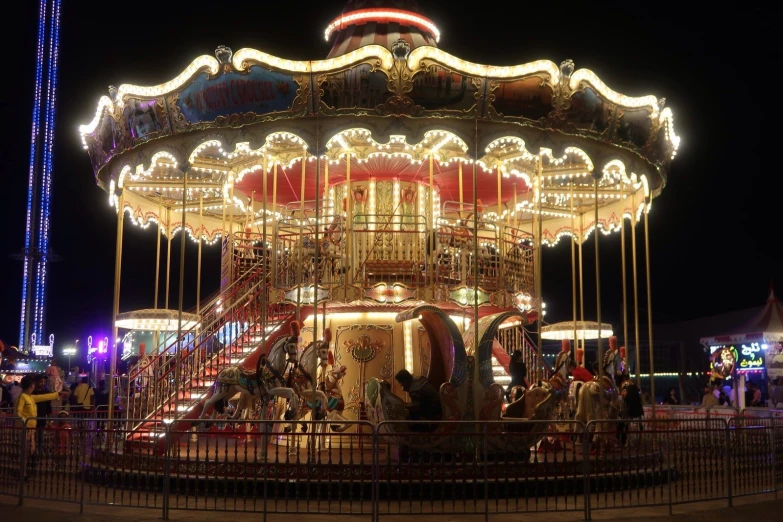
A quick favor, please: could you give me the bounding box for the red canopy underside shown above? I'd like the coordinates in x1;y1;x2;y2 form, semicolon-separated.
234;156;531;207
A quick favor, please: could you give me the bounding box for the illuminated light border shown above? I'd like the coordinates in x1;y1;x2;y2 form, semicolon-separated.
77;96;113;149
325;9;441;42
115;309;201;332
540;321;613;341
660;107;681;158
569;69;660;117
408;47;560;84
115;55;220;107
234;45;393;74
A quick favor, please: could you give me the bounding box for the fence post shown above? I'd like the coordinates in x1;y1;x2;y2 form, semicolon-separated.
18;422;26;506
483;423;489;522
725;419;733;508
372;422;379;522
583;422;591;521
80;424;87;514
771;419;778;500
666;422;673;515
162;421;172;519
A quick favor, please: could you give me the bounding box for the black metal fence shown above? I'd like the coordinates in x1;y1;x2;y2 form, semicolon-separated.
0;416;780;521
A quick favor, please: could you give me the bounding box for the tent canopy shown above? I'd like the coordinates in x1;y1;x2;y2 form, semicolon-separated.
700;290;783;346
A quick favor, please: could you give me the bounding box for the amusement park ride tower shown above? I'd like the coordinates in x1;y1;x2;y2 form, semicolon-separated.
78;0;678;438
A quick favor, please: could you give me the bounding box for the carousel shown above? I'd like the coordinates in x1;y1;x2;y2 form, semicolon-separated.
78;0;678;488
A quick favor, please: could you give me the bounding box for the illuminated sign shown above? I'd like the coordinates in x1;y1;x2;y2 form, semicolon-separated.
710;342;766;373
30;333;54;358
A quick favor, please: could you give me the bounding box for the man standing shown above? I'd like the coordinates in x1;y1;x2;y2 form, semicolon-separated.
73;377;94;410
394;369;442;428
33;376;53;448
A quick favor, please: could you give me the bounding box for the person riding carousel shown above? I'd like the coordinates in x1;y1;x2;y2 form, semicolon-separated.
394;369;442;431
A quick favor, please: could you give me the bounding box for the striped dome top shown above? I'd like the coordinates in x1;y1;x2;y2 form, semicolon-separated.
325;0;439;59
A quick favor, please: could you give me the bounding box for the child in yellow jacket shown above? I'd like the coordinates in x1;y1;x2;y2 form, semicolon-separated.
15;375;67;479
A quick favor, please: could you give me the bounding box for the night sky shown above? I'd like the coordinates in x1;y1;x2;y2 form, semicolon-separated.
0;1;777;362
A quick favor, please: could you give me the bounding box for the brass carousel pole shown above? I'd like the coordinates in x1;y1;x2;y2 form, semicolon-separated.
571;184;577;358
155;195;162;309
261;155;268;365
174;170;188;422
196;192;203;318
297;151;307;324
273;163;278;215
578;214;585;365
632;206;641;388
429;154;435;286
312;127;321;455
535;155;544;382
166;207;172;309
109;191;125;424
345;152;352;296
621;214;628;375
594;174;604;381
459;161;464;213
473;123;479;380
644;204;656;417
513;183;518;229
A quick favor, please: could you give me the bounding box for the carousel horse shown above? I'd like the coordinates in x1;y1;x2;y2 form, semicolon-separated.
284;329;334;430
198;324;301;428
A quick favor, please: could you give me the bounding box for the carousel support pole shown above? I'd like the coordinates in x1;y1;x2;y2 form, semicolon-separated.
535;155;544;382
578;214;585;364
345;153;352;295
196;192;203;318
513;183;518;230
632;207;641;387
473;123;480;386
497;166;503;223
644;204;656;417
261;156;268;357
272;163;278;215
175;170;188;422
323;160;329;207
594;174;604;381
459;161;464;213
229;182;235;285
429;154;436;287
621;215;629;374
166;208;172;309
312;131;321;459
109;191;125;424
297;150;307;324
570;184;577;358
155;194;162;309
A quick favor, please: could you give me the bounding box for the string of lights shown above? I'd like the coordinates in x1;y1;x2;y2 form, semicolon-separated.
18;0;62;350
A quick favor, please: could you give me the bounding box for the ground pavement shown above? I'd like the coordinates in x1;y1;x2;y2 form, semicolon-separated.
1;493;781;522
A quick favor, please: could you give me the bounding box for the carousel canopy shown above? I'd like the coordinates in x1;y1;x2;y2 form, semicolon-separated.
540;320;613;341
700;290;783;346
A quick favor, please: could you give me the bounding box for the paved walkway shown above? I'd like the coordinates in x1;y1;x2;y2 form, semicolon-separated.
1;493;781;521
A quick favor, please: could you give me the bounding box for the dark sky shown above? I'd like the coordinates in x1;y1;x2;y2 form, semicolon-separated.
0;1;778;356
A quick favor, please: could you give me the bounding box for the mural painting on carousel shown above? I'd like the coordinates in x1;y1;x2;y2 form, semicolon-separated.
616;108;652;148
410;66;480;113
488;77;554;122
318;63;389;113
175;66;299;125
123;97;170;143
565;87;613;135
335;324;394;420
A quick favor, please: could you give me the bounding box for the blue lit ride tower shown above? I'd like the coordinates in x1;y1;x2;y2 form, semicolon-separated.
17;0;62;350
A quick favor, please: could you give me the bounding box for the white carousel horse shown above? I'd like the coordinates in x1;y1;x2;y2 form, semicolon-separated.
198;325;301;432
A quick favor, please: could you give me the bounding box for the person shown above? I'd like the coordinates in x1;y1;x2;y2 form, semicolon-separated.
718;391;729;406
51;411;73;471
702;385;718;408
751;382;763;407
0;378;12;413
33;376;53;448
394;369;442;430
73;377;94;411
506;350;528;397
10;380;22;405
641;389;651;406
664;387;680;405
95;380;110;427
569;361;593;383
15;375;67;480
772;377;783;408
723;384;734;407
617;382;644;445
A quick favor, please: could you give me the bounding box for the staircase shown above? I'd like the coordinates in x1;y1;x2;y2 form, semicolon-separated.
124;252;296;448
492;326;552;387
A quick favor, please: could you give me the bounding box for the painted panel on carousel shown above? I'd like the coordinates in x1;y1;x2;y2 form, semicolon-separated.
172;66;300;126
334;324;395;420
616;108;652;149
409;65;482;116
86;112;127;173
122;97;171;144
564;87;614;136
317;63;390;114
487;77;554;122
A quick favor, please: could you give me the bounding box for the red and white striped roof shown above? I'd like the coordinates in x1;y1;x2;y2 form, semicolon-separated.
701;290;783;345
326;1;439;59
